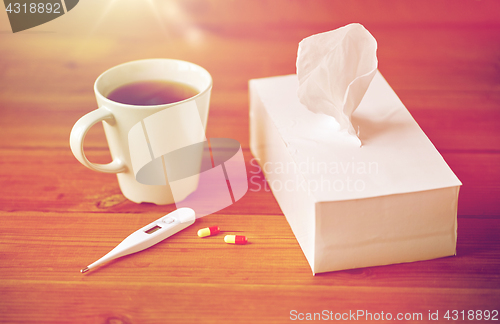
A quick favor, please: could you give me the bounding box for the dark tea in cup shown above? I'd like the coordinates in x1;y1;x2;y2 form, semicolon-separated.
107;80;199;106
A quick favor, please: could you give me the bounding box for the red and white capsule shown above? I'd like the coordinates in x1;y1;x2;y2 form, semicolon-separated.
197;226;220;238
224;235;247;245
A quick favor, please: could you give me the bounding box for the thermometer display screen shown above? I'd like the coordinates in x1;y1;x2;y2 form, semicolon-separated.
145;225;162;234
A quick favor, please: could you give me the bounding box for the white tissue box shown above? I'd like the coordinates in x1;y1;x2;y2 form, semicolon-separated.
249;71;461;274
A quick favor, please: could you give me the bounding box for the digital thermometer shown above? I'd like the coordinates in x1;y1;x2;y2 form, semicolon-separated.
80;207;196;273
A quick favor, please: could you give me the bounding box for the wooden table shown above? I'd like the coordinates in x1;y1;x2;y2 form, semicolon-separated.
1;1;499;323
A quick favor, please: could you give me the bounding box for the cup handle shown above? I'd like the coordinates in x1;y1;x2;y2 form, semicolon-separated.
70;107;127;173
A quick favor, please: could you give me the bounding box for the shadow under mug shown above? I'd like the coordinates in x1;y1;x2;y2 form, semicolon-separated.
70;59;212;205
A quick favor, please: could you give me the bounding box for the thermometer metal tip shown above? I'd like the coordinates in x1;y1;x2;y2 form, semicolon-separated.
80;208;195;273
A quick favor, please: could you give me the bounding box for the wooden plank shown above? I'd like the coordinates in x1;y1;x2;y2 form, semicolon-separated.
0;211;498;287
411;108;500;152
176;0;500;27
0;211;499;323
2;26;499;152
0;149;497;216
2;27;500;98
0;93;499;152
1;281;499;324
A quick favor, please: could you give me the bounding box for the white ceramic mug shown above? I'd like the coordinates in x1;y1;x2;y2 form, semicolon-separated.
70;59;212;205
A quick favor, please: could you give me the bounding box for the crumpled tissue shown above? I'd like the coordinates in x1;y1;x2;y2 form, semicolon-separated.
296;23;378;145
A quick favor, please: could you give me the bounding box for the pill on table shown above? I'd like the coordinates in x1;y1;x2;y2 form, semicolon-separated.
224;235;247;245
197;226;220;238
